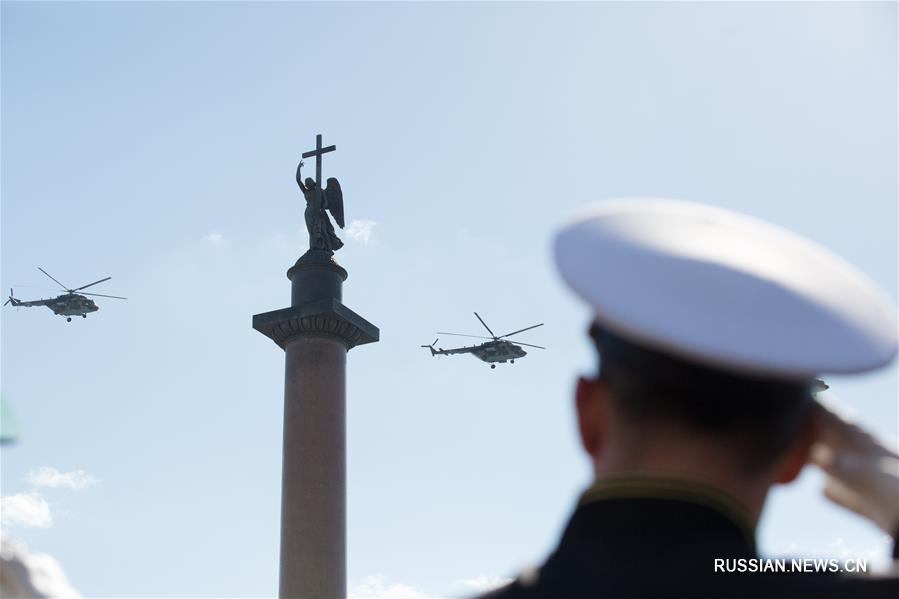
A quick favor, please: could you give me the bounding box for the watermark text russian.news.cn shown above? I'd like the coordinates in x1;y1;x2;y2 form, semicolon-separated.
714;558;868;574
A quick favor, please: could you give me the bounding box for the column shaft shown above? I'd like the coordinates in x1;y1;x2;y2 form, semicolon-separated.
279;336;347;599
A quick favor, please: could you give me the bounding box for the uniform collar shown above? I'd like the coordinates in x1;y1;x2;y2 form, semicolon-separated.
579;474;757;551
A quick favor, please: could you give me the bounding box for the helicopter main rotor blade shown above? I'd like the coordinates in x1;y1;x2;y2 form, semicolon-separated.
436;332;493;339
499;323;545;338
38;267;69;291
473;312;497;338
73;276;112;292
510;341;546;350
79;292;127;300
11;285;58;291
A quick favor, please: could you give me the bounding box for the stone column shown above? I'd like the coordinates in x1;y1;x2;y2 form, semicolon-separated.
254;250;379;599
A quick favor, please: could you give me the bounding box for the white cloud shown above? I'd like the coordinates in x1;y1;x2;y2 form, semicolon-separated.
349;574;510;599
827;536;893;572
202;232;227;248
457;575;513;593
27;467;96;491
1;534;82;597
771;536;895;573
349;575;433;599
345;219;376;244
1;493;52;528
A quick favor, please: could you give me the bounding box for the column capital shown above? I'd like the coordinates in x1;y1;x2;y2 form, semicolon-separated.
253;298;379;350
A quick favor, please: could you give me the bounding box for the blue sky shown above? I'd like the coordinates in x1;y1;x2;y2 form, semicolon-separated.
1;2;896;597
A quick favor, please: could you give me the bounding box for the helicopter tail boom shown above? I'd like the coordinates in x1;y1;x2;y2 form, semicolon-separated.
4;288;54;308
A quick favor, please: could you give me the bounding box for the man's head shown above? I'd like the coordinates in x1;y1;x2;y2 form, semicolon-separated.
575;324;818;492
553;199;896;505
305;177;315;189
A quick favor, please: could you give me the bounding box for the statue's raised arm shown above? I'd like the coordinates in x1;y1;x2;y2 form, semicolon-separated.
296;161;307;192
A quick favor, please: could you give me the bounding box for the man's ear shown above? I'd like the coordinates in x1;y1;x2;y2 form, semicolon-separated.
576;376;610;459
774;409;819;485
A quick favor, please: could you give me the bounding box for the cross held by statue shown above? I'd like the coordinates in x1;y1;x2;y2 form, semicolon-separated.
302;134;336;188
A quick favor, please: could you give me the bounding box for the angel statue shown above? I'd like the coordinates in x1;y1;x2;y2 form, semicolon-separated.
296;161;345;253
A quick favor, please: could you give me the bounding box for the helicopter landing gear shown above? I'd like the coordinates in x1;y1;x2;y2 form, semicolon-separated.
66;317;72;322
490;364;496;369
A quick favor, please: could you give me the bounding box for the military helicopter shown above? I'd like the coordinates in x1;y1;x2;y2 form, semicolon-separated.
4;267;126;322
421;312;545;368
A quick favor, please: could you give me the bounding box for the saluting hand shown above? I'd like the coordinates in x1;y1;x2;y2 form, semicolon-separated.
810;401;899;536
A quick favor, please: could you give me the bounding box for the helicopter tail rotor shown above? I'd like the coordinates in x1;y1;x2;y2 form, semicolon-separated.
420;338;439;356
4;289;18;307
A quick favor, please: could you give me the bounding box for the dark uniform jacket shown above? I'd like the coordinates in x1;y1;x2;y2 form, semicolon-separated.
483;477;899;599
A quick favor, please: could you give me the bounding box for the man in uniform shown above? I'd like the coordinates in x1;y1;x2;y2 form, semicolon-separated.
485;199;899;598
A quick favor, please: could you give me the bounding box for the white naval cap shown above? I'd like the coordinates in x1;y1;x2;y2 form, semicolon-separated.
554;199;897;380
